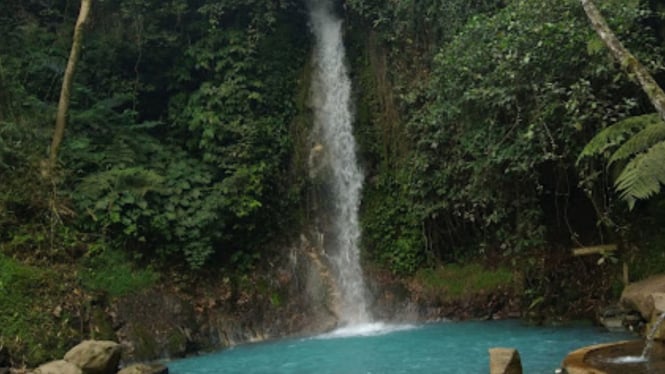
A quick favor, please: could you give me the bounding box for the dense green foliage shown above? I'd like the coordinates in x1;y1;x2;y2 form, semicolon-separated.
350;0;665;271
1;0;309;269
1;0;311;363
2;0;663;279
2;0;665;365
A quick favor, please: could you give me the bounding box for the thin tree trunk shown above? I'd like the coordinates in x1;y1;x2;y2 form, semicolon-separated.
49;0;92;174
581;0;665;121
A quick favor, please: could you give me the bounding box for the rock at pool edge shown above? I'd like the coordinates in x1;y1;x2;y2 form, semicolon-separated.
489;347;523;374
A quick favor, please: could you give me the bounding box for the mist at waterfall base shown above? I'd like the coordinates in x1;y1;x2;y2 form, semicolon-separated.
168;320;632;374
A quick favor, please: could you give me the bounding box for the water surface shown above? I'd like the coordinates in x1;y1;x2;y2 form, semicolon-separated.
168;320;633;374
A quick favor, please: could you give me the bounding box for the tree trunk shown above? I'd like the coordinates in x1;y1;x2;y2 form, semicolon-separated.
580;0;665;121
48;0;92;174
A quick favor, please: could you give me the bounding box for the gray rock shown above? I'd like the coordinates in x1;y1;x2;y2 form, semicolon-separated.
33;360;82;374
598;305;627;332
113;292;197;361
489;348;522;374
64;340;121;374
117;363;168;374
620;275;665;319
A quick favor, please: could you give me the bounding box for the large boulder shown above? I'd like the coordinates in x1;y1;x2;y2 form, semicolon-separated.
33;360;82;374
620;275;665;319
63;341;121;374
489;348;522;374
117;363;168;374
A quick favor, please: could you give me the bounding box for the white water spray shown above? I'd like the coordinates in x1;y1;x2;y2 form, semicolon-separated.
603;312;665;365
307;0;370;325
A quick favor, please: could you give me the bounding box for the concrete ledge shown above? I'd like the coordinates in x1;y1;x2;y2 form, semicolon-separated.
562;340;635;374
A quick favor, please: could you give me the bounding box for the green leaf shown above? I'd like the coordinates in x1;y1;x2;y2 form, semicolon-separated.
578;113;661;163
614;141;665;209
609;121;665;165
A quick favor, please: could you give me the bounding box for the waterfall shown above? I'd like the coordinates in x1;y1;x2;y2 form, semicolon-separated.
307;0;370;325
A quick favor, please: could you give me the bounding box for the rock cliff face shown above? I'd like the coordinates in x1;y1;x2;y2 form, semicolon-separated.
366;267;521;323
101;240;520;363
106;237;338;363
1;237;521;369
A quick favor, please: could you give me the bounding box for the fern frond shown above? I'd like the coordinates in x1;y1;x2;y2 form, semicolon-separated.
577;113;660;163
109;141;137;167
78;170;117;197
78;167;165;198
614;141;665;209
113;167;165;196
95;94;134;110
126;120;163;130
115;132;162;159
609;121;665;165
70;94;134;129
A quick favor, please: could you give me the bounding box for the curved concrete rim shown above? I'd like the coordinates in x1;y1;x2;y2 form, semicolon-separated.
562;340;638;374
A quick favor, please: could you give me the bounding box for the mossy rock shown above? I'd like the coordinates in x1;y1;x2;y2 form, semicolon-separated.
90;309;116;341
165;329;188;356
129;325;160;360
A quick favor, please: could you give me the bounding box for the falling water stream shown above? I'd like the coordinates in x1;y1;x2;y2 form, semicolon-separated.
597;312;665;366
642;312;665;359
589;312;665;372
307;0;369;325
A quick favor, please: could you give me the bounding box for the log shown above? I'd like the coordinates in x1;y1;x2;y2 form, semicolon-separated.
572;244;618;256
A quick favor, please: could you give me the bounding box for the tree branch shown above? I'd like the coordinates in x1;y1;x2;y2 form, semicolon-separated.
49;0;92;175
580;0;665;121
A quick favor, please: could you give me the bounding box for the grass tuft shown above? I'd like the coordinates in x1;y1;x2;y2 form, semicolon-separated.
414;263;514;301
80;249;159;297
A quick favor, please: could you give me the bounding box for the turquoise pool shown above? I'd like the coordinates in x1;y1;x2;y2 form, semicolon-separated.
168;320;633;373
